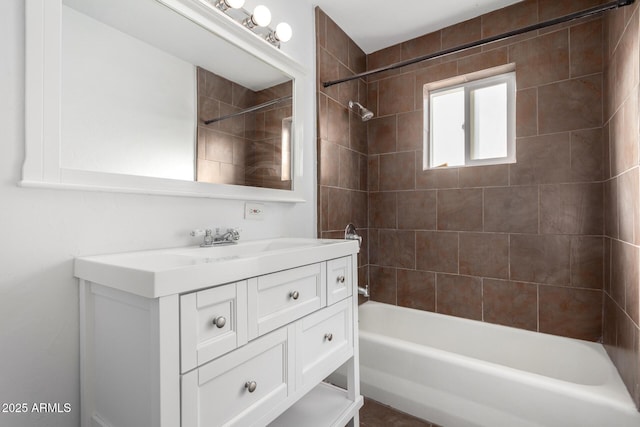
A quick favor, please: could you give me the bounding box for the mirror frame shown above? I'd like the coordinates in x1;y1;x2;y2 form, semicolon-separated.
23;0;309;202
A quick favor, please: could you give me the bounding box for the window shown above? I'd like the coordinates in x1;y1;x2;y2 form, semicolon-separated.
425;71;516;169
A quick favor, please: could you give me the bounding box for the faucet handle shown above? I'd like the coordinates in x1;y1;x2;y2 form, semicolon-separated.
227;227;241;241
191;229;214;246
190;229;211;237
344;223;362;248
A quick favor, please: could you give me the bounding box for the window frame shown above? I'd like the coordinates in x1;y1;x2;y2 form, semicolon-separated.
425;71;516;169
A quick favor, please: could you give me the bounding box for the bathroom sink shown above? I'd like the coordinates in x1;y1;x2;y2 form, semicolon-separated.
170;238;330;260
74;237;359;298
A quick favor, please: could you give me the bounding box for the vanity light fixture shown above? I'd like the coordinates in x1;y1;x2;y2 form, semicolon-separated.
266;22;292;44
206;0;292;48
214;0;245;11
243;5;271;28
275;23;293;42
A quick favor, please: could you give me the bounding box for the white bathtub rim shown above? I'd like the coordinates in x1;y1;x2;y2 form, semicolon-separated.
360;329;637;414
359;301;599;350
358;365;544;427
358;302;638;413
359;301;609;383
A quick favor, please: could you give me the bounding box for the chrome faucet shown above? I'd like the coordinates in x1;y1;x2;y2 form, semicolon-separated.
344;223;368;297
214;228;240;244
191;228;241;247
344;223;362;248
358;284;370;298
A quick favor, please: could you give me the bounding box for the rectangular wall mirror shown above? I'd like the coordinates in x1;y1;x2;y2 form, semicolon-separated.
23;0;308;201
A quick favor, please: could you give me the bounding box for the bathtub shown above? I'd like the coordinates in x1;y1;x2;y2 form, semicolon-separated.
330;301;640;427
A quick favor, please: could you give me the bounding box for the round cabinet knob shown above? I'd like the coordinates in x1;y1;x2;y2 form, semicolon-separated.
212;316;226;328
245;381;257;393
289;290;299;300
337;275;346;283
324;333;333;342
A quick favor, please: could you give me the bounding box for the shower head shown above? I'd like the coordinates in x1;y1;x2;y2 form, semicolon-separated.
361;108;374;121
348;101;374;122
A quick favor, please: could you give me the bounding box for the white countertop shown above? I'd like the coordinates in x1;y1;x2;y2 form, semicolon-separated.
74;238;360;298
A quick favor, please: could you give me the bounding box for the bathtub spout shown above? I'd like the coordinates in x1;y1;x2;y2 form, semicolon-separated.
358;285;370;298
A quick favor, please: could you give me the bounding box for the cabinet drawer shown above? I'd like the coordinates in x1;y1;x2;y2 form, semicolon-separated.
181;327;291;427
295;298;353;390
248;263;326;340
326;257;352;306
180;281;248;372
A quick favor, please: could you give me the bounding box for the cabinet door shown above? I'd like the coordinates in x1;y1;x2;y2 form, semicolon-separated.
326;257;352;306
295;298;353;390
248;263;325;340
180;281;248;372
181;327;291;427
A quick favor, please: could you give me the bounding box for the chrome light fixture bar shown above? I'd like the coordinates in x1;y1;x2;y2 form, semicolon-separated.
211;0;292;48
215;0;245;11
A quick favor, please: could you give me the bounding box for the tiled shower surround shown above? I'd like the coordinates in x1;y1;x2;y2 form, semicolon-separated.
604;0;640;410
317;0;639;409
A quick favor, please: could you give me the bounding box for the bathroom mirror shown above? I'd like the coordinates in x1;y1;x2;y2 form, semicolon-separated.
23;0;307;201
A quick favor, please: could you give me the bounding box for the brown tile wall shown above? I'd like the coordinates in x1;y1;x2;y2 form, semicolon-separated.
246;82;293;189
365;0;605;343
197;67;250;185
603;1;640;410
197;68;292;189
316;8;370;294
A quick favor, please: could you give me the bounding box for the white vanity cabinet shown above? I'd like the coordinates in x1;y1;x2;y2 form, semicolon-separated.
77;238;362;427
181;327;291;426
248;263;326;339
180;281;248;372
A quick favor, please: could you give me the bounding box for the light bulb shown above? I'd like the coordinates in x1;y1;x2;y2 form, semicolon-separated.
275;22;292;42
225;0;244;8
252;5;271;27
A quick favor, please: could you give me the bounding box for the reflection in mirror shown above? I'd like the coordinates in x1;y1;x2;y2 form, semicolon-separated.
196;68;293;190
61;4;196;181
57;0;295;191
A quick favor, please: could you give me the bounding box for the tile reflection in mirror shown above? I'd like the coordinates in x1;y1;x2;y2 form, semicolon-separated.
196;67;293;190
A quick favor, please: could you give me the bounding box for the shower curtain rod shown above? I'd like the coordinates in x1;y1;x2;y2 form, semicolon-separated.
203;95;292;125
322;0;635;88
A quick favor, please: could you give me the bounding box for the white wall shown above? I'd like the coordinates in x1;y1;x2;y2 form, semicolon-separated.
0;0;316;426
61;5;196;181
